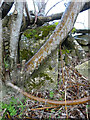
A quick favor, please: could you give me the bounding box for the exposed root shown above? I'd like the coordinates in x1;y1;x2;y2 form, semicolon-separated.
6;82;90;106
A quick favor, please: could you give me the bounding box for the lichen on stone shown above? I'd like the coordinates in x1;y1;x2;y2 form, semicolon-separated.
20;24;56;61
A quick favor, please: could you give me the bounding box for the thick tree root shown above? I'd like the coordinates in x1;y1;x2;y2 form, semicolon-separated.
6;82;90;106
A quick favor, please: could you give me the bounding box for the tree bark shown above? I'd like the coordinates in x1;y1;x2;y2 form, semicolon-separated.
1;1;14;19
25;1;86;74
10;2;24;66
24;2;31;22
0;10;2;74
0;9;2;102
81;1;90;12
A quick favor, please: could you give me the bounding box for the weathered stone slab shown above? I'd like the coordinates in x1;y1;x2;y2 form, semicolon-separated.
75;34;90;45
75;60;90;79
20;25;58;91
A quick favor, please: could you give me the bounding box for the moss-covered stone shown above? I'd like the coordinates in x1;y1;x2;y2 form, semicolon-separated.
20;24;56;61
23;25;56;40
24;48;58;92
20;49;34;61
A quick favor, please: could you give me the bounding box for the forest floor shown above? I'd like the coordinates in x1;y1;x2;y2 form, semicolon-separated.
1;47;90;120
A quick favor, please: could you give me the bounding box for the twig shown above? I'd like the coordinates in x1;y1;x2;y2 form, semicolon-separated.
24;2;31;22
51;107;63;118
1;108;7;117
86;105;89;119
66;53;88;81
30;106;58;111
45;0;64;16
69;66;88;81
65;81;68;119
32;0;36;15
60;44;65;87
60;46;68;118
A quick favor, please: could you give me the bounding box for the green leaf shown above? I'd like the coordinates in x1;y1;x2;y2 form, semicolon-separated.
49;91;54;98
54;22;59;26
51;109;55;113
86;105;90;108
66;49;70;53
10;109;17;116
2;104;8;109
61;50;65;54
59;97;63;101
71;27;76;34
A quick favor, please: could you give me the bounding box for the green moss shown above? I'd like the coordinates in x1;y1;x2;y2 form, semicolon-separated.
20;24;57;61
54;22;59;26
32;72;53;82
71;27;76;34
20;49;34;61
39;72;53;82
49;65;53;70
23;24;56;40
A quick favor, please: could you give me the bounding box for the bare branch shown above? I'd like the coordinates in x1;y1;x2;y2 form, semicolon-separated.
45;0;64;16
45;0;49;5
32;0;36;15
75;29;90;34
21;1;90;28
25;2;31;22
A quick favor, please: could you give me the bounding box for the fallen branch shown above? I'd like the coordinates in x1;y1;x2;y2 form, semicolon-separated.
6;82;90;106
75;29;90;34
25;1;90;26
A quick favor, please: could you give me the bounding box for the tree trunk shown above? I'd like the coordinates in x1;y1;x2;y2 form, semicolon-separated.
0;9;2;102
1;1;14;19
25;1;85;74
10;2;24;67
